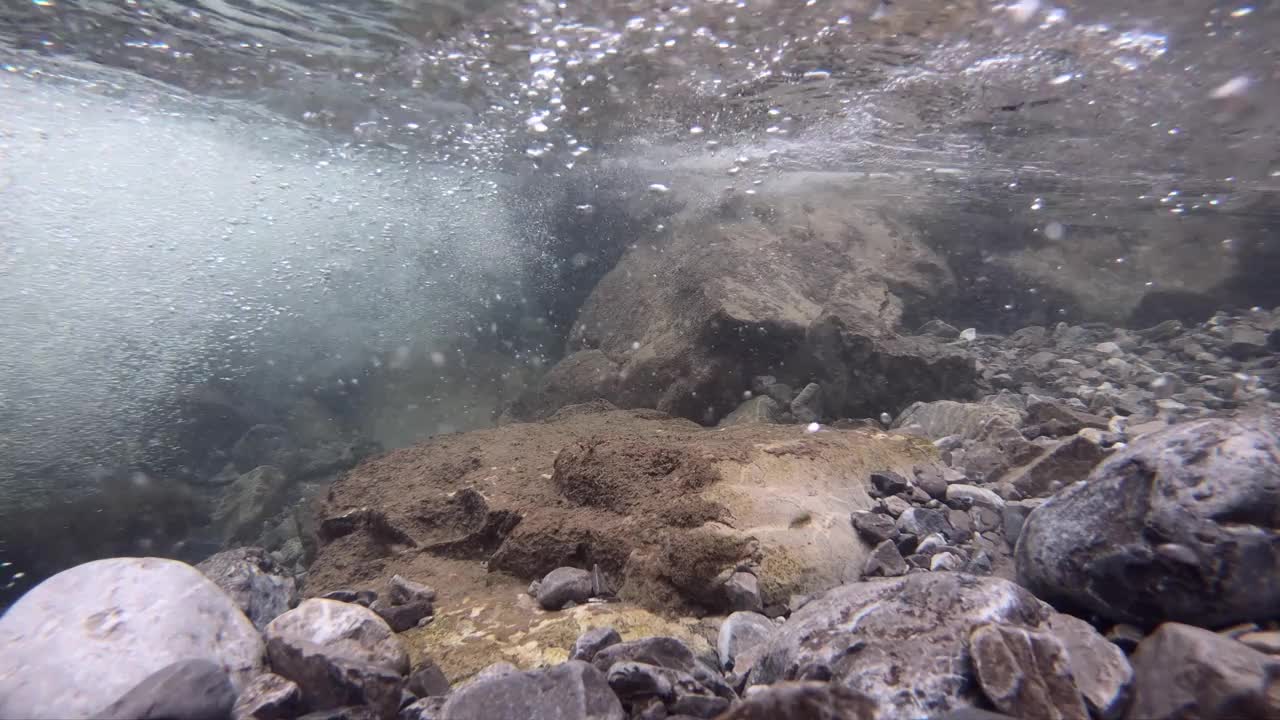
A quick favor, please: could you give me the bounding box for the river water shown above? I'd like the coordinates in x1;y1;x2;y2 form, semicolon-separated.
1;0;1278;599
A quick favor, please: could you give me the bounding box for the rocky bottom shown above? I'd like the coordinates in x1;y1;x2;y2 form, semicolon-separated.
1;308;1279;720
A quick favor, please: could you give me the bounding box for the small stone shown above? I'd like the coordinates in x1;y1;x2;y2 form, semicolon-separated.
896;507;957;542
790;383;822;423
929;552;963;572
536;567;595;611
912;466;949;499
724;571;763;613
406;660;450;699
868;470;910;497
526;580;541;597
851;511;898;544
965;551;994;575
668;690;730;718
571;627;622;663
372;600;433;633
323;590;360;603
945;484;1006;510
970;624;1089;720
863;540;908;578
605;661;674;703
1095;342;1122;355
397;697;445;720
717;612;774;673
915;533;949;556
971;506;1003;533
233;673;303;720
881;495;911;517
388;576;436;606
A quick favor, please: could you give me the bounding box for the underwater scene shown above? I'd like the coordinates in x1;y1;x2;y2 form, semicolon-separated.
1;0;1279;718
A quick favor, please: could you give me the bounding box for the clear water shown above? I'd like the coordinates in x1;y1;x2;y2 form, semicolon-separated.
1;0;1278;602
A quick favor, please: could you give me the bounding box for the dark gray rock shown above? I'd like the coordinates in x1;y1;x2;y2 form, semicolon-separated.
1127;622;1280;720
928;710;1018;720
1044;613;1132;720
851;511;898;544
969;624;1088;720
605;661;674;702
196;547;298;632
406;660;450;698
1001;502;1037;546
440;661;624;720
748;573;1050;718
571;627;622;663
389;576;436;606
1015;415;1280;628
913;466;949;500
536;567;595;610
896;507;956;542
790;383;822;424
372;599;433;633
724;571;763;613
717;612;774;673
265;637;404;720
591;637;731;702
869;470;910;498
863;539;908;578
298;706;380;720
94;659;235;720
232;673;303;720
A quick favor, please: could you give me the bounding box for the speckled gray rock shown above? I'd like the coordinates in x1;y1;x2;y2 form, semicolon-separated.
536;567;594;610
1127;622;1280;720
389;575;436;606
717;612;775;673
197;547;298;632
863;539;908;577
441;661;624;720
1004;435;1106;498
94;659;236;720
0;557;265;720
571;627;622;663
1015;416;1280;627
748;573;1050;719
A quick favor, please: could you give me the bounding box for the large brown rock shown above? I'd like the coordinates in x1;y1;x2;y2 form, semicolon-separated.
1127;622;1280;720
306;405;940;615
1015;415;1280;628
512;176;973;424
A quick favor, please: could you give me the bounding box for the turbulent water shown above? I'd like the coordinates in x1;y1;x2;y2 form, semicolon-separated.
1;0;1278;598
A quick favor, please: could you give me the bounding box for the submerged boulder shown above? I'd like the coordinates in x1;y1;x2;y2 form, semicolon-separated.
747;572;1051;719
0;557;264;720
1127;622;1280;720
511;177;966;424
1015;415;1280;628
